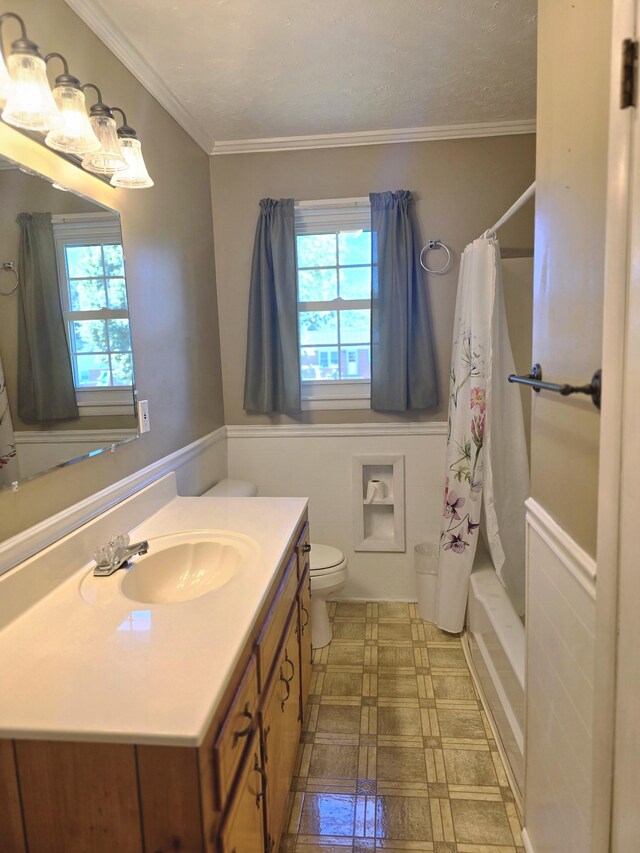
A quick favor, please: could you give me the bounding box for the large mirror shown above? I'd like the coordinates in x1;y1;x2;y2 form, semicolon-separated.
0;153;138;491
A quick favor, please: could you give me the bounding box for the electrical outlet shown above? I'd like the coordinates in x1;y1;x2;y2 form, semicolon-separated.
138;400;150;433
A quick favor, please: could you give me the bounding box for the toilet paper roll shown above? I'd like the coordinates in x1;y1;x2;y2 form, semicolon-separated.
364;479;384;504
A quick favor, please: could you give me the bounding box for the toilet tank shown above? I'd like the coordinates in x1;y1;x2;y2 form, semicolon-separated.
201;479;258;497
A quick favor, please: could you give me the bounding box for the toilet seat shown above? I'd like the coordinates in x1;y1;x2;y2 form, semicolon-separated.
310;543;345;573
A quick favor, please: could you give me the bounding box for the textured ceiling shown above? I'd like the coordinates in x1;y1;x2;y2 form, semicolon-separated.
80;0;537;144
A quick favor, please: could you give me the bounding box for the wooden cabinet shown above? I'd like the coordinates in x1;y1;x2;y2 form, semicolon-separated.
0;512;311;853
261;609;302;853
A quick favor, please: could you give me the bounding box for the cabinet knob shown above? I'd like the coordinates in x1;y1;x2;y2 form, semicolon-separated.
301;543;311;553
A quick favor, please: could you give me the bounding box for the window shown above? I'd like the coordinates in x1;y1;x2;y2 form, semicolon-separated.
53;214;134;416
295;198;374;409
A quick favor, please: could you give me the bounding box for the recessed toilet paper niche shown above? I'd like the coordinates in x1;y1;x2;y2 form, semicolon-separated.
352;454;405;552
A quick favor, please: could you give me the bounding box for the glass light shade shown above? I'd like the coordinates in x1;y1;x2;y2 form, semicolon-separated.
0;49;12;109
45;85;101;155
110;137;154;189
2;53;62;131
81;114;127;174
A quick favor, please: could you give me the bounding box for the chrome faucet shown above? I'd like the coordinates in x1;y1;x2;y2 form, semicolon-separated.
93;533;149;577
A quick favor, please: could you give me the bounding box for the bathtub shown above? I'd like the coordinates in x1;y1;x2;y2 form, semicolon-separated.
464;548;525;804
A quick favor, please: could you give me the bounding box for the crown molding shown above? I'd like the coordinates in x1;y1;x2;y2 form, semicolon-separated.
64;0;214;153
211;120;536;155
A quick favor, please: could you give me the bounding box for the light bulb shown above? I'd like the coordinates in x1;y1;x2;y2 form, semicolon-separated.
0;48;12;108
110;137;154;188
1;52;61;131
45;85;100;155
81;114;127;174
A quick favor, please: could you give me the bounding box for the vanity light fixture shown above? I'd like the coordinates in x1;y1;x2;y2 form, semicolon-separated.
43;53;100;156
0;9;152;188
0;12;61;131
109;107;154;189
80;83;127;175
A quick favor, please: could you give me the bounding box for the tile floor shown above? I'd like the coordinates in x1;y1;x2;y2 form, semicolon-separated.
280;601;524;853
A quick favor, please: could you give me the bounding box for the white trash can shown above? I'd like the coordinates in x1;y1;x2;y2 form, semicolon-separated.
415;542;439;623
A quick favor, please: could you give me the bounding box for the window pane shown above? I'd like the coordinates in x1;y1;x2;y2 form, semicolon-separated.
103;244;124;276
300;347;339;381
341;346;371;380
339;266;371;300
111;353;133;385
107;277;128;309
299;311;337;346
297;233;336;268
71;320;108;353
74;353;110;387
108;319;133;353
338;230;371;265
65;245;104;278
298;268;337;302
68;278;107;311
340;309;370;344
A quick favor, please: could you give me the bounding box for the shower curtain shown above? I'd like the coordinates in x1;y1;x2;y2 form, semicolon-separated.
0;354;19;487
435;237;529;633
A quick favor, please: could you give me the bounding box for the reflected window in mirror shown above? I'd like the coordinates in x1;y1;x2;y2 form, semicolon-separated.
53;214;134;416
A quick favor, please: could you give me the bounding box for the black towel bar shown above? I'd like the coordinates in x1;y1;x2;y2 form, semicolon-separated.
508;363;602;410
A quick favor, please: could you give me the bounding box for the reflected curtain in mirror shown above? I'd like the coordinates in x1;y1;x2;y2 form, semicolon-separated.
16;212;79;422
243;198;301;414
370;190;439;411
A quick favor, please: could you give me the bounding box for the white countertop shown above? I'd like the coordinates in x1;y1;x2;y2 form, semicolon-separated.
0;494;307;747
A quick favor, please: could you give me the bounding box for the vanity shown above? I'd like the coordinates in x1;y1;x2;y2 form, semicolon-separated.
0;475;311;853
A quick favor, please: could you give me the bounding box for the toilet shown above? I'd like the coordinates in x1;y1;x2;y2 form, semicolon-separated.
202;479;348;649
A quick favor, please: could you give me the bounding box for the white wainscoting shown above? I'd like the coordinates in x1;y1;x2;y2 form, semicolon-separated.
523;498;596;853
226;422;447;601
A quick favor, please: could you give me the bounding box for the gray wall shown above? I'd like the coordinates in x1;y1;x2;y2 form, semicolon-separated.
530;0;611;557
0;0;224;541
210;135;536;425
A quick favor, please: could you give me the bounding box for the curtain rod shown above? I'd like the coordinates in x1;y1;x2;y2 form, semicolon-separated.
482;181;536;238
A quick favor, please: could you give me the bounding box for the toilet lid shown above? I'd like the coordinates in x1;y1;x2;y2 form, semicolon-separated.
310;543;344;572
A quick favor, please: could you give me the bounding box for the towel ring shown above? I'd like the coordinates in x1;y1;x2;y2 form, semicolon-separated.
420;240;452;275
1;262;18;296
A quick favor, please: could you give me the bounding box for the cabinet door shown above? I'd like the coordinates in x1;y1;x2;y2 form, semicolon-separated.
295;522;310;579
298;568;312;724
218;728;265;853
261;609;302;853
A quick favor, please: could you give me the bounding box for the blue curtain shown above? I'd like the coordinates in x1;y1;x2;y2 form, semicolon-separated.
243;198;301;414
370;191;439;411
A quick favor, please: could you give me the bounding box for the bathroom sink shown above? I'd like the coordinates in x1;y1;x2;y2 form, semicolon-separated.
120;530;257;604
80;530;260;606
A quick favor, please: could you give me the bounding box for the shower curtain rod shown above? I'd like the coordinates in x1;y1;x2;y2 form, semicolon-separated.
482;181;536;239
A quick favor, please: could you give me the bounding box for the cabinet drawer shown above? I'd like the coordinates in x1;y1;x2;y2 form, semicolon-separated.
256;553;297;690
213;654;259;807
